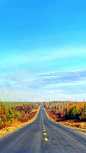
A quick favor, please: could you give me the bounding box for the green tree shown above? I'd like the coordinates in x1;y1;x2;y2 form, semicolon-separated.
7;107;13;121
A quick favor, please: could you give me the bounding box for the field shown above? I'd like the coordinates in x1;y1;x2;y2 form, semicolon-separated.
44;101;86;129
1;101;86;135
2;101;40;107
0;101;41;132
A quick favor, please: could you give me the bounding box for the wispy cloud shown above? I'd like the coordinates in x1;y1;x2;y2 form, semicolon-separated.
38;69;86;85
0;69;86;101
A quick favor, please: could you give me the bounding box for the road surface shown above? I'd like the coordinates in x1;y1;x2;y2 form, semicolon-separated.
0;105;86;153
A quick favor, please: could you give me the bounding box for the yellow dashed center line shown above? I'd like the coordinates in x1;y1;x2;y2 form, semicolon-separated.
42;111;48;141
45;138;48;141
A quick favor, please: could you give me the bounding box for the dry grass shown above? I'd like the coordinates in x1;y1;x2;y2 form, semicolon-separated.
0;106;40;138
59;120;86;129
44;107;86;133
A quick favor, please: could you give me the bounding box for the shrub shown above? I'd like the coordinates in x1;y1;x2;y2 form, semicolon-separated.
0;118;3;125
20;113;23;119
7;114;13;121
5;127;9;131
7;107;13;121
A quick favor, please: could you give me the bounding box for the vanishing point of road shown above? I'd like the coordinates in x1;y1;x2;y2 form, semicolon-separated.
0;105;86;153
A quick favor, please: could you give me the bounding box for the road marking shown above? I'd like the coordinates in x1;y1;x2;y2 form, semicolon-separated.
41;109;48;142
45;138;48;141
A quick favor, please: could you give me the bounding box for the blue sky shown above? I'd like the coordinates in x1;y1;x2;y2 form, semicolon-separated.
0;0;86;101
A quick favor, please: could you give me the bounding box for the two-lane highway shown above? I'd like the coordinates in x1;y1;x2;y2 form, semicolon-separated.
0;105;86;153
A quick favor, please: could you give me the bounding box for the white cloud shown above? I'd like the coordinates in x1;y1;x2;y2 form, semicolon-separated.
0;69;86;101
0;86;86;102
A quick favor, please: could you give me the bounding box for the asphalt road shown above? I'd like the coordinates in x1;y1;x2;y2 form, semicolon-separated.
0;105;86;153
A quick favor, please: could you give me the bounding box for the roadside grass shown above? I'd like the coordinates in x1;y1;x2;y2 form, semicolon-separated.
44;107;86;131
5;127;9;131
0;106;40;138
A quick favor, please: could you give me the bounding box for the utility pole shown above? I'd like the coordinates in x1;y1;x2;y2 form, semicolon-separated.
61;105;63;116
59;106;60;110
0;98;2;119
67;104;68;110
